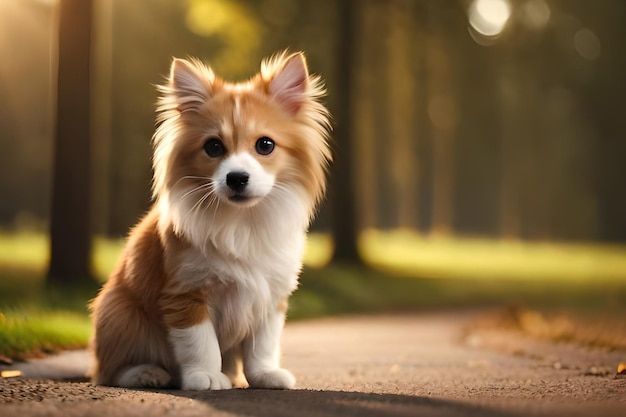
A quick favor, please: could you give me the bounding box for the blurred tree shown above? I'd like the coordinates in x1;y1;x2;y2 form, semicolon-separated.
413;1;435;235
0;1;54;227
386;0;418;229
330;0;361;263
426;1;457;236
360;0;395;229
47;0;95;285
497;36;524;239
353;0;378;229
580;1;626;243
91;0;113;237
450;1;501;238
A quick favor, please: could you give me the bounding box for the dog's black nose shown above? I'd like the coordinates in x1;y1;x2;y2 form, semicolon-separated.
226;171;250;192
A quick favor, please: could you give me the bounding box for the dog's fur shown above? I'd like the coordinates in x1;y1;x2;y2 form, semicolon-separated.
89;51;331;390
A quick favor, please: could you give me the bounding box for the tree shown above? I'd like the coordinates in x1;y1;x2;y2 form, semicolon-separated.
425;2;457;236
47;0;95;285
329;0;361;263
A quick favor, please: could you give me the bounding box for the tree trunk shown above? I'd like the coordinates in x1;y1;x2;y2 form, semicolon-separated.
48;0;95;285
91;0;113;236
426;3;457;237
386;0;417;230
353;0;379;230
330;0;361;263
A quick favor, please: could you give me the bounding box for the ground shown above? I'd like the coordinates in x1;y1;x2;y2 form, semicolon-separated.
1;311;625;416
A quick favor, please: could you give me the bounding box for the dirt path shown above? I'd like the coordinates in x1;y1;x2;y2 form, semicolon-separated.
1;311;625;416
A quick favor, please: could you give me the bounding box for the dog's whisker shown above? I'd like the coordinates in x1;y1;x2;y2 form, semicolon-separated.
172;175;213;189
209;194;221;226
182;190;213;224
181;184;213;221
183;183;221;225
180;182;214;201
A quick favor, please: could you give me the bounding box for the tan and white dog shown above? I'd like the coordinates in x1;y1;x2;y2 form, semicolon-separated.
89;51;331;390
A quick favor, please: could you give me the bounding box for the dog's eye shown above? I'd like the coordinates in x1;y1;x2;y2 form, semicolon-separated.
204;138;226;158
255;137;275;156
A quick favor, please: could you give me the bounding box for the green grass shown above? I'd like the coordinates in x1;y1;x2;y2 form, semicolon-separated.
0;311;91;359
1;230;625;359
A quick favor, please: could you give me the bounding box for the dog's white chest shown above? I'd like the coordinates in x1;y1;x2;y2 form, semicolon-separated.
169;234;304;350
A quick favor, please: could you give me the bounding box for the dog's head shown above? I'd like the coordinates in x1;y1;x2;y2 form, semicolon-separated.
152;52;331;241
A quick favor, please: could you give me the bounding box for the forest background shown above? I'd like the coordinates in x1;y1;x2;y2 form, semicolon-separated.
2;0;625;247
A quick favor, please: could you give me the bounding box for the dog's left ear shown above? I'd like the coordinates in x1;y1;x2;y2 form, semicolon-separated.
268;53;309;116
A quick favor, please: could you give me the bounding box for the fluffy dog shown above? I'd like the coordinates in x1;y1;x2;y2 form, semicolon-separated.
89;51;331;390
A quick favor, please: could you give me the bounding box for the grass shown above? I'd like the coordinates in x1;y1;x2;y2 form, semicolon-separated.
1;230;625;359
0;311;91;359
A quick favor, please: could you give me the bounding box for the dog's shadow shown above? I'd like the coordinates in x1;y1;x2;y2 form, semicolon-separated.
29;373;522;416
8;355;521;417
164;387;522;417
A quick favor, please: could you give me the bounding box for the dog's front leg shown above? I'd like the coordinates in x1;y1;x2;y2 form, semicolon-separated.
163;293;232;390
243;300;295;389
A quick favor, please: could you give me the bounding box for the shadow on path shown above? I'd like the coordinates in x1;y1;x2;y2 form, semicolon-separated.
165;388;523;417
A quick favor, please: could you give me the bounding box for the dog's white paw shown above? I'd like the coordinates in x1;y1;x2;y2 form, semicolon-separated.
181;370;233;391
247;368;295;389
116;364;171;388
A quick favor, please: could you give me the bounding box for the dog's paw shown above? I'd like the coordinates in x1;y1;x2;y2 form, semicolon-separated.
247;368;295;390
181;370;232;391
116;364;171;388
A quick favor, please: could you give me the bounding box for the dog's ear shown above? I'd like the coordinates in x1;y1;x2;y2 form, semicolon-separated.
169;58;214;112
267;52;309;116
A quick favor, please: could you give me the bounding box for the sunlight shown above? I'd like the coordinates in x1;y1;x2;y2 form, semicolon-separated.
359;229;626;282
185;0;262;77
0;0;55;140
186;0;235;37
468;0;511;37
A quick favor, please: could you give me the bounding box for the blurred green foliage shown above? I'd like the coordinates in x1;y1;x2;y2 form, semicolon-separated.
0;311;90;360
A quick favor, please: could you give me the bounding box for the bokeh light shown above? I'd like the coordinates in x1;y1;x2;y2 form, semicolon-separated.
520;0;551;30
468;0;512;37
185;0;262;77
574;28;601;61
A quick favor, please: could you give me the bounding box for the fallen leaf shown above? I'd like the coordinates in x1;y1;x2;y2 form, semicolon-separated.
1;370;22;378
617;363;626;374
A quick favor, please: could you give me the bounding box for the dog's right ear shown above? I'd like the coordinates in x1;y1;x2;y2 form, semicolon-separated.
169;58;214;112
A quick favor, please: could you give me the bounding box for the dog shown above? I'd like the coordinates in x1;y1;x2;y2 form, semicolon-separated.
89;51;331;390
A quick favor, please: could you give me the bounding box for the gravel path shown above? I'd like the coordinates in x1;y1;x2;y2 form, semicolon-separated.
1;311;625;416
